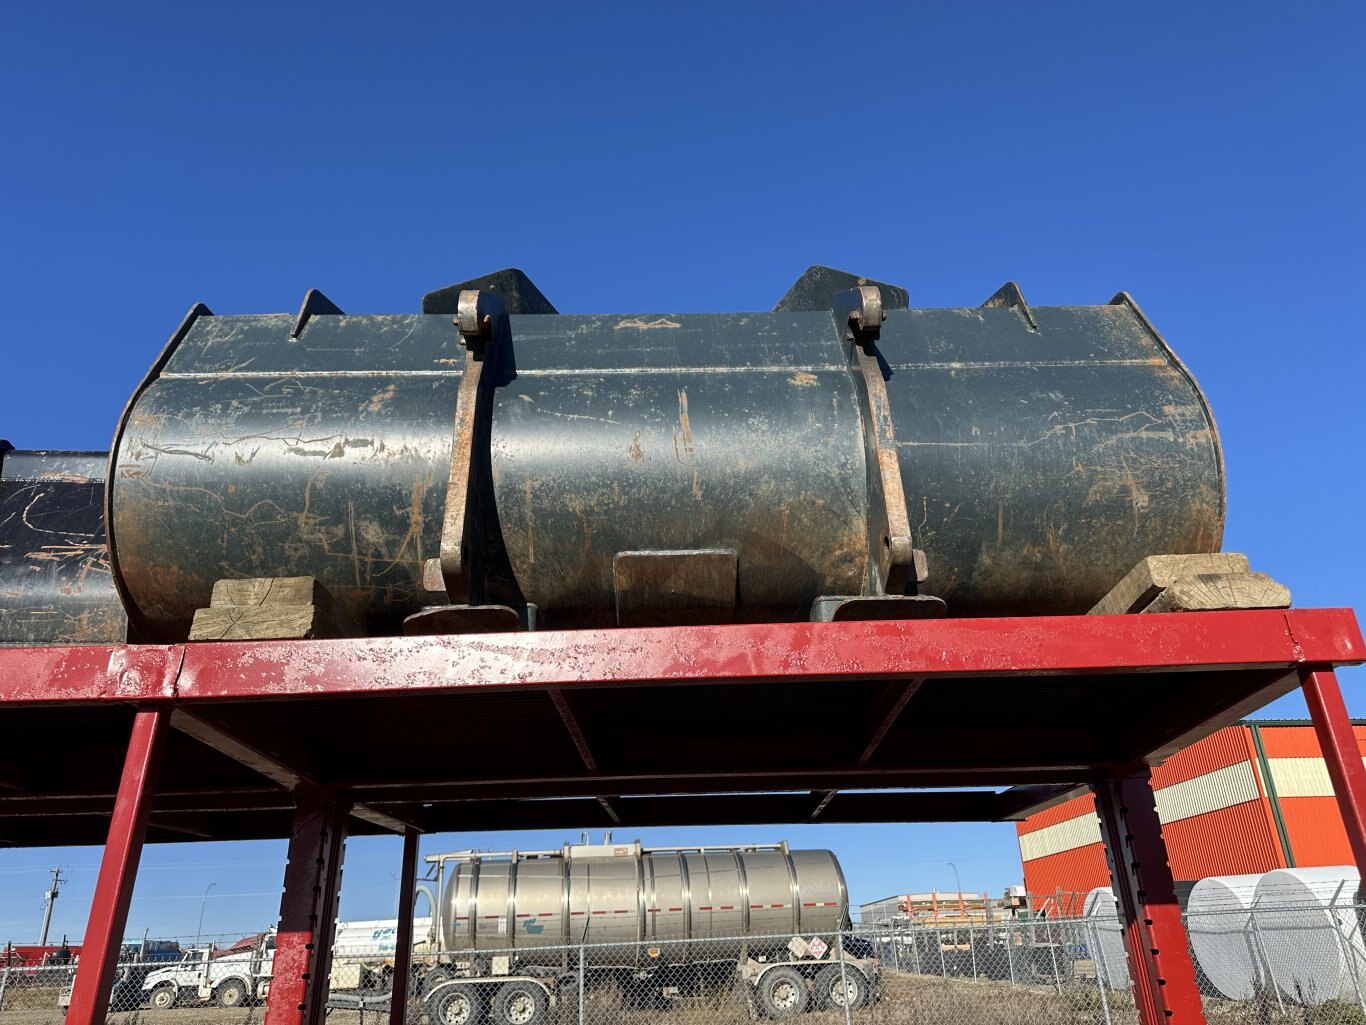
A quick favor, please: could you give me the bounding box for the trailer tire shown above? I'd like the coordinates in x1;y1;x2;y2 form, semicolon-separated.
421;969;452;1000
813;965;867;1010
756;967;808;1018
492;981;546;1025
428;987;483;1025
215;979;248;1008
149;983;179;1010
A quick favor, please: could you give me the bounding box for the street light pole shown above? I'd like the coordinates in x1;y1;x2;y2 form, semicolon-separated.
194;883;216;947
947;862;964;912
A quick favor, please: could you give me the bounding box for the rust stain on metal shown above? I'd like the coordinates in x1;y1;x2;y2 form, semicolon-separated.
614;317;682;331
677;390;694;456
789;372;818;387
364;384;397;413
629;432;645;462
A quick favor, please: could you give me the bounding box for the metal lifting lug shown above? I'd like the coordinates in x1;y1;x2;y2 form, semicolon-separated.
835;285;885;346
455;289;505;355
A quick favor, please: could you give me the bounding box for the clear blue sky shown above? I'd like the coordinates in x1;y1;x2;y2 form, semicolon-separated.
2;1;1363;944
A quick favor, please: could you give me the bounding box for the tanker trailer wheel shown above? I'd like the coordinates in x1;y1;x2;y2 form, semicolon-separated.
429;987;483;1025
492;981;546;1025
756;967;808;1018
214;979;248;1009
149;983;179;1010
812;965;867;1010
420;969;452;1000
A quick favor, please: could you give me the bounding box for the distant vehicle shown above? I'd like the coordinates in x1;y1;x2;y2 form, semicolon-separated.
413;839;879;1024
139;933;275;1009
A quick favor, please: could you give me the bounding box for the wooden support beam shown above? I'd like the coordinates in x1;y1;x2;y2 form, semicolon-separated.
1089;554;1249;615
1143;572;1290;613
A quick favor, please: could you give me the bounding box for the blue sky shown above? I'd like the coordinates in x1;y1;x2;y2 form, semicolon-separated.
2;1;1364;943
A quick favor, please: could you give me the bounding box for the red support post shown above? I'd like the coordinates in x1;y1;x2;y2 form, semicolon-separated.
388;828;421;1025
265;788;350;1025
1302;668;1366;876
1094;772;1205;1025
66;707;169;1025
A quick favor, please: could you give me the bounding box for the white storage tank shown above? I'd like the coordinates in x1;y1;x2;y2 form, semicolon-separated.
1254;866;1364;1006
1185;874;1265;1000
1083;887;1130;990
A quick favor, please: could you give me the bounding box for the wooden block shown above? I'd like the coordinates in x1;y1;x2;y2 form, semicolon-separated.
211;576;327;608
193;575;361;640
1142;572;1291;613
190;604;342;641
1088;554;1251;616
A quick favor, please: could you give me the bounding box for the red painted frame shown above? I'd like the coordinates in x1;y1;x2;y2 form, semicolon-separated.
17;608;1363;1025
64;708;169;1025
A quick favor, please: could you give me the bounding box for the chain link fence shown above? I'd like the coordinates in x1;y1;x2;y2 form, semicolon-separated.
10;896;1366;1024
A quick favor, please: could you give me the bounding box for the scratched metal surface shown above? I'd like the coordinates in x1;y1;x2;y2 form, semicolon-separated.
0;451;127;645
110;314;459;640
881;302;1225;615
106;296;1224;641
485;312;869;625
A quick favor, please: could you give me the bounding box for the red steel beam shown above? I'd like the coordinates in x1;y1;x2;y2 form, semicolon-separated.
66;707;170;1025
1094;773;1205;1025
388;827;421;1025
265;788;350;1025
0;608;1358;706
1302;668;1366;878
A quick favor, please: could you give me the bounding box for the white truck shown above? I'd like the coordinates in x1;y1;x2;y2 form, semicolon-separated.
139;932;274;1009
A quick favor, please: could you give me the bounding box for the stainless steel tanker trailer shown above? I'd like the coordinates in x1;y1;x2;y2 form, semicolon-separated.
0;265;1224;646
411;839;876;1023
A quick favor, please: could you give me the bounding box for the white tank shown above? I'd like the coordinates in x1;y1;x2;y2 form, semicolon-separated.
1255;866;1364;1006
1185;874;1265;1000
1083;887;1130;990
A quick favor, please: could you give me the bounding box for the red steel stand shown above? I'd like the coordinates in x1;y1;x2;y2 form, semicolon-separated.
1094;773;1206;1025
1303;668;1366;878
65;708;169;1025
389;828;421;1025
264;788;351;1025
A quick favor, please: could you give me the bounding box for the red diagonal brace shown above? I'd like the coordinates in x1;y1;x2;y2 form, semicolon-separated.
66;707;169;1025
389;827;421;1025
1302;668;1366;877
1094;772;1205;1025
265;787;350;1025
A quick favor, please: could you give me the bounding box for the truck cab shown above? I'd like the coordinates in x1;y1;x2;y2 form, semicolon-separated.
140;932;274;1009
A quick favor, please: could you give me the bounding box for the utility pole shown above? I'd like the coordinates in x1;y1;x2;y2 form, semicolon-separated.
38;867;64;945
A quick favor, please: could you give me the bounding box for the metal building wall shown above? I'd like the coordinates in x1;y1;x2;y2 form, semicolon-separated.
1013;722;1366;903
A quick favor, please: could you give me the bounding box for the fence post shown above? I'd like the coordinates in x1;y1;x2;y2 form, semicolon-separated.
0;963;8;1012
836;928;853;1025
1089;918;1113;1025
1245;896;1285;1018
938;930;947;979
577;943;585;1025
1328;886;1366;1021
1005;919;1016;986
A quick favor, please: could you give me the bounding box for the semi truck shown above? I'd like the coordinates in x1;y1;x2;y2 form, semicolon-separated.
412;839;877;1024
137;932;274;1009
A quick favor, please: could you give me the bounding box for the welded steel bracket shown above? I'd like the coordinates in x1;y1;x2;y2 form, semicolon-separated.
810;593;944;622
290;288;344;338
422;289;505;605
833;286;925;595
613;549;738;627
982;281;1038;331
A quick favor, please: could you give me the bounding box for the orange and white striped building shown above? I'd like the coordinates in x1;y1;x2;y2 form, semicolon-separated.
1016;720;1366;909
